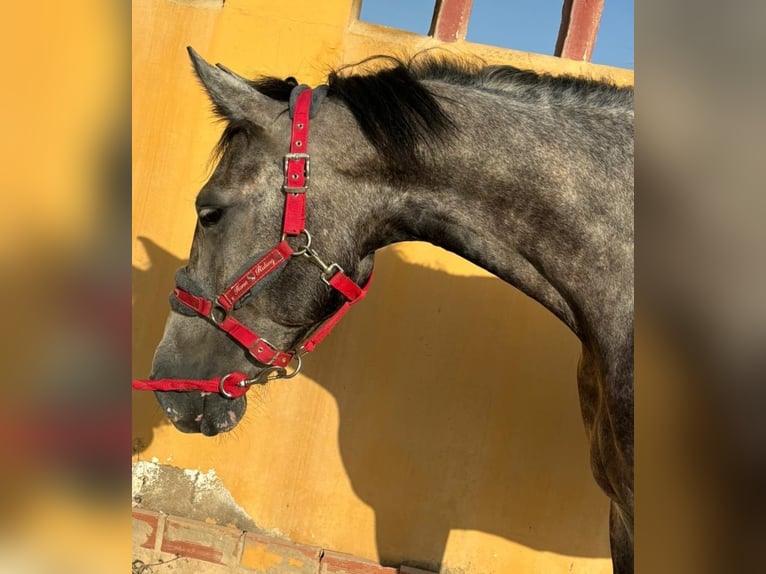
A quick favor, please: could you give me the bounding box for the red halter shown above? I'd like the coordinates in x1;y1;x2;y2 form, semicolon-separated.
133;87;371;398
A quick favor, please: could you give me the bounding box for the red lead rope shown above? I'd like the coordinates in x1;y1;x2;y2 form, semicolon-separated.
132;86;372;398
132;373;250;399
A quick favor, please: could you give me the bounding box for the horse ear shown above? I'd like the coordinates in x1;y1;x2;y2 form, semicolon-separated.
187;46;280;126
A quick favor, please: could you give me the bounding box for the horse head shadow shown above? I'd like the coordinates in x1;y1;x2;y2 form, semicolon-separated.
298;246;610;569
132;237;185;453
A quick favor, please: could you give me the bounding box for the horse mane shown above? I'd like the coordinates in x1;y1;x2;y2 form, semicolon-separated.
406;56;633;109
221;55;633;172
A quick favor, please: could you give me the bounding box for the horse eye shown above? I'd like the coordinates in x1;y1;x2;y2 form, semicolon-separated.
198;207;224;227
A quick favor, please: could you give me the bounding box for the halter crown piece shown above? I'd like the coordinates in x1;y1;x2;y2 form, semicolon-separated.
132;86;372;398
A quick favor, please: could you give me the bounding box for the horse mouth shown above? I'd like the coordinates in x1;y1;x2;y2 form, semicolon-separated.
156;391;245;436
198;410;241;436
172;411;240;436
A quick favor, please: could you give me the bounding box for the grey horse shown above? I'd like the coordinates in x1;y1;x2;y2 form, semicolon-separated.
145;49;634;573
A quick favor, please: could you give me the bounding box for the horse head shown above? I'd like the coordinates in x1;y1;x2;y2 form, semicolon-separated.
150;49;375;435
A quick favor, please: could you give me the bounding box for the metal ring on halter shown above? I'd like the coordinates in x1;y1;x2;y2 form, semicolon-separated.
281;354;303;380
282;229;312;257
210;304;228;325
218;373;238;399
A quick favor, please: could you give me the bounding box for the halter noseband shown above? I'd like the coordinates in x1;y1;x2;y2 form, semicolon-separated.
132;86;371;399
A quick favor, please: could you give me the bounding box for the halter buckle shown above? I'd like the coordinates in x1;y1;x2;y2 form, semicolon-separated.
249;336;280;365
283;153;310;192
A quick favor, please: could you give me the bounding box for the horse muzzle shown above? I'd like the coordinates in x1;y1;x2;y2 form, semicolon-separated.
152;379;247;436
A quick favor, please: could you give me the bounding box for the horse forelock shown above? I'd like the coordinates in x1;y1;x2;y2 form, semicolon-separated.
211;118;265;168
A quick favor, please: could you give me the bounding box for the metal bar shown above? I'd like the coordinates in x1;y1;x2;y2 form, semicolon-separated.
554;0;604;62
429;0;474;42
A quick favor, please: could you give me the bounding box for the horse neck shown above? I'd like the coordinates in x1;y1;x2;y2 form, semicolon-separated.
375;83;634;346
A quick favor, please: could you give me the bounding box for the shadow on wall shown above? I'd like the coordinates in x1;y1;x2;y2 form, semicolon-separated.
132;242;609;567
132;237;184;452
299;247;609;568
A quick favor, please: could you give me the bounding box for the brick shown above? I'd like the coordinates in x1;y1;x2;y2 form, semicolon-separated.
147;556;234;574
160;516;243;566
132;509;161;550
240;532;321;573
320;550;398;574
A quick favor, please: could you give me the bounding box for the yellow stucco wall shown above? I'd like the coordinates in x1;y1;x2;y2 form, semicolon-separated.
132;1;633;572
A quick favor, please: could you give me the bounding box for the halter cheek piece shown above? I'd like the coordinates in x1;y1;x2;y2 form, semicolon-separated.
132;86;372;399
